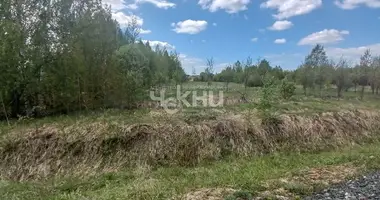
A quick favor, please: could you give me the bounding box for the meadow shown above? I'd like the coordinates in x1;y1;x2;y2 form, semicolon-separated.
1;82;380;200
3;1;380;199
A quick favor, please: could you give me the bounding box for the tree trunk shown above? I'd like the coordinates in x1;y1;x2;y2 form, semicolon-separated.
303;85;307;96
11;90;22;118
337;86;342;99
244;79;247;93
0;93;10;125
360;86;365;100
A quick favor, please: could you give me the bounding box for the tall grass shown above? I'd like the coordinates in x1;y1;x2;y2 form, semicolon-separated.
1;109;380;180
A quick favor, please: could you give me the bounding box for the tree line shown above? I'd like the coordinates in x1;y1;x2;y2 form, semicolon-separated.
0;0;185;119
1;0;379;120
194;57;286;90
295;45;380;99
206;45;380;99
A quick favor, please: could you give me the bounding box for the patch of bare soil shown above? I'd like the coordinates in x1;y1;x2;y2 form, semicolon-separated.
256;164;360;199
291;164;359;186
177;188;236;200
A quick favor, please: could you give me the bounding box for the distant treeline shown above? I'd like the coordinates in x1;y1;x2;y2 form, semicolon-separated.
199;45;380;98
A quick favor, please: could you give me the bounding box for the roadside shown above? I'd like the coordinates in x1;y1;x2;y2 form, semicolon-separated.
304;171;380;200
1;141;379;200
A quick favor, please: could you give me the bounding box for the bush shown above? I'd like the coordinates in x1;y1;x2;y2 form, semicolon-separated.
257;76;282;130
280;80;296;100
258;76;278;110
246;74;263;87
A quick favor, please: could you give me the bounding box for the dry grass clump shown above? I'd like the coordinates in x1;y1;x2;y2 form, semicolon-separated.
290;164;359;186
176;188;237;200
259;164;359;198
0;110;379;180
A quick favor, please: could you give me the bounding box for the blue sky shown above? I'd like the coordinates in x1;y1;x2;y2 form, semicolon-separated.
105;0;380;74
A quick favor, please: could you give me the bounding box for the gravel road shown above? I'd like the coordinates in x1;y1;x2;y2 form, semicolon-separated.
304;171;380;200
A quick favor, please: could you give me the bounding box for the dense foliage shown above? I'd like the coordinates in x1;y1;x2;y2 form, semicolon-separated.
0;0;185;119
212;59;286;88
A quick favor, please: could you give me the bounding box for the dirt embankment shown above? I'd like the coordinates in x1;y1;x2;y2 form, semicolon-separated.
0;110;379;180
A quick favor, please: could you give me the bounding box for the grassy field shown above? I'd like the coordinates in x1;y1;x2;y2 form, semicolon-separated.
1;82;380;200
1;142;380;199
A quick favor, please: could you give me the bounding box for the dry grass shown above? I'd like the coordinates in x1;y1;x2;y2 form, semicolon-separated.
0;110;380;181
256;164;360;199
177;164;359;200
177;188;237;200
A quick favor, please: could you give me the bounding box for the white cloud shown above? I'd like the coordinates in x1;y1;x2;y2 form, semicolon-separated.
140;29;152;34
298;29;349;46
179;54;229;74
126;3;139;9
122;0;176;10
251;37;258;42
261;0;322;19
326;43;380;63
135;0;175;9
112;12;151;34
172;20;208;34
179;54;207;74
264;53;303;69
142;40;175;50
112;12;144;27
274;38;286;44
268;20;293;31
335;0;380;9
213;22;217;26
198;0;251;13
103;0;127;11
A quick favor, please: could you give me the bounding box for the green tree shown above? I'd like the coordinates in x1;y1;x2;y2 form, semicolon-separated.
333;58;350;98
205;57;214;86
359;49;372;100
305;44;328;97
220;66;234;91
241;57;252;90
296;64;315;96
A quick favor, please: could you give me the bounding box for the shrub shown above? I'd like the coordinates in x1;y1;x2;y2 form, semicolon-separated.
258;75;278;110
280;80;296;100
246;74;263;87
257;76;282;131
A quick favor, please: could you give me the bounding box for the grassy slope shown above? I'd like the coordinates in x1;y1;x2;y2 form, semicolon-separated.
1;85;379;134
1;83;380;199
1;142;380;200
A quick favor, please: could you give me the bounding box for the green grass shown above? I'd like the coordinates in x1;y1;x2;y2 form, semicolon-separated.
2;83;380;139
1;142;380;200
2;82;380;200
0;108;154;137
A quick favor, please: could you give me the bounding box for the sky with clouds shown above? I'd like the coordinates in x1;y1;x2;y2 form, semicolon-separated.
103;0;380;74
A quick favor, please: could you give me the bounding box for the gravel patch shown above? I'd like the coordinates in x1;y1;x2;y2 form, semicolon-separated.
304;171;380;200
